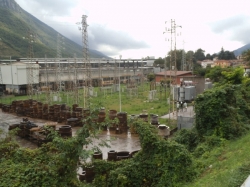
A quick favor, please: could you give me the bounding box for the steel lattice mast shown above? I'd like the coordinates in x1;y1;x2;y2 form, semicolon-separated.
0;65;2;85
0;38;3;84
81;15;91;109
44;54;51;104
55;34;64;93
26;30;36;98
73;54;79;104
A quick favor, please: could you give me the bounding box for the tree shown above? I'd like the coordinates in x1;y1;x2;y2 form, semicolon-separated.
218;47;236;60
205;66;224;83
211;53;218;60
165;49;184;70
242;49;250;65
194;48;205;61
218;47;225;59
147;73;155;82
205;53;212;60
154;57;165;67
222;67;245;84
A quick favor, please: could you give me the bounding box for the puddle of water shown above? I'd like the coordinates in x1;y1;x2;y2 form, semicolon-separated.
0;110;141;155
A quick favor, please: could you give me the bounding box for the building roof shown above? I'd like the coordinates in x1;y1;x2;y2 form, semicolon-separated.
155;71;192;76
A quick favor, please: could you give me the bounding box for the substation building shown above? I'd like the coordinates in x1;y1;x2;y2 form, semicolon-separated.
0;58;154;94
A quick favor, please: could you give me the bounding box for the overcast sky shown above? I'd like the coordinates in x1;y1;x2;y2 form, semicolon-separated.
15;0;250;59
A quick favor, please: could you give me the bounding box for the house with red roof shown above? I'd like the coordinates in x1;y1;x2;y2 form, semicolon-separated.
155;71;193;85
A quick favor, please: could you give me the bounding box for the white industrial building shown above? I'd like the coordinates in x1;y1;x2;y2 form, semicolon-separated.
0;62;39;94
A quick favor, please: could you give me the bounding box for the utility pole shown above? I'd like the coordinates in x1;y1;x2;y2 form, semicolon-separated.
72;54;79;104
0;38;3;85
44;54;51;104
119;55;122;112
55;34;64;102
182;40;186;71
164;20;173;119
174;21;182;116
78;15;91;109
25;30;36;99
164;19;181;116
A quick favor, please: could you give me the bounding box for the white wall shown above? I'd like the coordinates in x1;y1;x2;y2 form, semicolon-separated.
0;63;39;85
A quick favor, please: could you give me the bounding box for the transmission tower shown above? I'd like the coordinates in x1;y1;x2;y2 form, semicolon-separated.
67;58;73;92
182;40;186;71
0;38;3;85
72;54;80;104
79;15;91;109
164;19;181;115
25;30;36;98
187;53;193;73
98;59;102;87
44;54;51;104
55;34;64;95
0;65;2;85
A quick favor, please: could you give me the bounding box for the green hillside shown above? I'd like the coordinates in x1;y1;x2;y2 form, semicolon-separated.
183;131;250;187
0;1;108;59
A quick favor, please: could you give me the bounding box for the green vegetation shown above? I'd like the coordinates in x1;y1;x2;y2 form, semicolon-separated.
175;66;250;186
1;65;250;186
242;49;250;65
183;132;250;187
0;106;108;187
91;120;196;186
0;7;107;59
0;83;177;129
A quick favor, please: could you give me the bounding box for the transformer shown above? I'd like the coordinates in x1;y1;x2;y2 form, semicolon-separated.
184;86;196;101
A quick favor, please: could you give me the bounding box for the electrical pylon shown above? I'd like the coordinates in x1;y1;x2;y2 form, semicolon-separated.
80;15;91;109
55;34;64;96
0;66;2;85
44;54;51;104
26;30;36;98
182;40;186;71
72;54;79;104
0;40;3;85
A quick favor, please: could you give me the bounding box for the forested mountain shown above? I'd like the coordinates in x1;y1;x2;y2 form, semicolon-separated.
0;0;108;59
233;43;250;57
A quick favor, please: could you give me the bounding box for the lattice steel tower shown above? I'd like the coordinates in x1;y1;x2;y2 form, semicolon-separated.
44;54;51;104
55;34;64;92
81;15;91;109
0;65;2;85
182;41;186;71
26;30;36;98
73;54;79;104
0;38;3;85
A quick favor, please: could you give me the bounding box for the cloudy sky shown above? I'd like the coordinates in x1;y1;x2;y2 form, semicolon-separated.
15;0;250;59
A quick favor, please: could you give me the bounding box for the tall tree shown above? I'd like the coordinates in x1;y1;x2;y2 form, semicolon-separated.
205;53;212;60
154;57;165;67
165;49;184;70
194;48;205;61
242;49;250;65
218;47;236;60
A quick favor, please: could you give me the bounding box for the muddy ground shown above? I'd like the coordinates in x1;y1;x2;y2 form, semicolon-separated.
0;110;141;159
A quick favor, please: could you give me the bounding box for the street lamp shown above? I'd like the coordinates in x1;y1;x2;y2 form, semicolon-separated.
119;55;122;112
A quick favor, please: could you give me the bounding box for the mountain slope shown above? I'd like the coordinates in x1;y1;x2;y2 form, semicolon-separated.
0;0;109;59
233;43;250;57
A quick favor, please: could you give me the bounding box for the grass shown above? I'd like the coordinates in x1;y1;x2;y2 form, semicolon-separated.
0;83;177;128
183;132;250;187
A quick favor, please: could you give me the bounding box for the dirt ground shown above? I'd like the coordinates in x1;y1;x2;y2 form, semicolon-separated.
0;110;141;159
